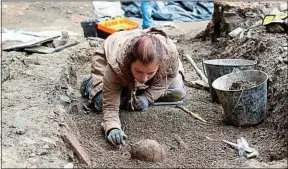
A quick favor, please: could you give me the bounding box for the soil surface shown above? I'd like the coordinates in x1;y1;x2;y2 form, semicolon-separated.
230;81;257;90
2;1;287;168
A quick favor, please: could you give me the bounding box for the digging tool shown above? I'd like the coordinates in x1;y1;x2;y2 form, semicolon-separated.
151;100;183;106
176;105;207;123
185;54;208;84
223;137;259;158
184;79;209;91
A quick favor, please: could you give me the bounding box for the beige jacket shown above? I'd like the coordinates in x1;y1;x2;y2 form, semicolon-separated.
90;28;180;134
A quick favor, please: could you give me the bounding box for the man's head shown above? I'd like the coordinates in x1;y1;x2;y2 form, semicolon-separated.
130;35;166;84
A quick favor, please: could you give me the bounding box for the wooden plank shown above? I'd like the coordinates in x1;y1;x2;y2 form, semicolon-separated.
61;127;91;166
24;46;55;54
24;41;79;54
2;35;60;51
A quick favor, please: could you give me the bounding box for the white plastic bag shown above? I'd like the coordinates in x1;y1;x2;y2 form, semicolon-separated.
92;1;124;18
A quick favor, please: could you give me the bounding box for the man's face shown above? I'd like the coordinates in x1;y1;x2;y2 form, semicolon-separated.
131;60;159;84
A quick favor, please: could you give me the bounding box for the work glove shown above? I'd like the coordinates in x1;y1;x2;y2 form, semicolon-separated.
107;128;127;146
132;95;150;112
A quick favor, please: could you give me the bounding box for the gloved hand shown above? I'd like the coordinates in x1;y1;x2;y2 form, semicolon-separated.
133;95;150;111
107;128;127;146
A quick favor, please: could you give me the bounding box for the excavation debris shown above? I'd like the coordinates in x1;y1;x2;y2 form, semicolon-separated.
223;137;259;159
229;80;257;90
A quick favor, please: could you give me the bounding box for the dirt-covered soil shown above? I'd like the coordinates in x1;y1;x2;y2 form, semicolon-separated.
1;1;287;168
229;80;257;90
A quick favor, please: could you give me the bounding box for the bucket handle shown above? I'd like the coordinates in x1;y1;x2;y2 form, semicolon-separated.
202;59;208;77
232;89;244;113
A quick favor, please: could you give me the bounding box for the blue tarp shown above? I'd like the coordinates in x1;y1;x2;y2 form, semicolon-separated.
121;1;214;22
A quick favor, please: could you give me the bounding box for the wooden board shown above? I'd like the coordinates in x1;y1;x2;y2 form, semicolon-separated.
24;41;79;54
24;46;56;54
2;35;60;51
61;127;91;166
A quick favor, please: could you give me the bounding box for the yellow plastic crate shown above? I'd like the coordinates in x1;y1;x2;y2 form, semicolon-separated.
97;17;139;34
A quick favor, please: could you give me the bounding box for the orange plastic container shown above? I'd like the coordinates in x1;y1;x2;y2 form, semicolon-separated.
97;17;139;34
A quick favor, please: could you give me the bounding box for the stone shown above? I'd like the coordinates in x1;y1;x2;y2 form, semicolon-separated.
130;139;166;162
16;128;26;135
279;3;288;11
64;163;74;168
29;153;36;158
283;57;288;64
277;57;284;63
22;57;40;66
25;96;32;99
270;8;281;15
66;85;74;97
59;95;71;104
89;41;98;47
70;104;79;114
37;149;49;156
246;30;252;38
42;137;57;146
43;144;50;149
9;124;16;128
54;106;66;115
25;70;33;76
229;27;244;38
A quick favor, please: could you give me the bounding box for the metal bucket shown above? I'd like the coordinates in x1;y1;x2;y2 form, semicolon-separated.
203;59;256;103
212;70;268;126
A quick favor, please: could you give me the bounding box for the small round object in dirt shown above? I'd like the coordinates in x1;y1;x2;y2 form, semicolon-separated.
16;128;26;135
129;139;166;162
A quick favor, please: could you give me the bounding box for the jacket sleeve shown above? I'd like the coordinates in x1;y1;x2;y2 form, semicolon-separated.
143;59;179;103
100;65;122;135
89;43;107;100
143;39;180;103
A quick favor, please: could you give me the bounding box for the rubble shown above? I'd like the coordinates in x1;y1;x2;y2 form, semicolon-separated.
59;95;71;104
64;163;74;168
15;128;26;135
